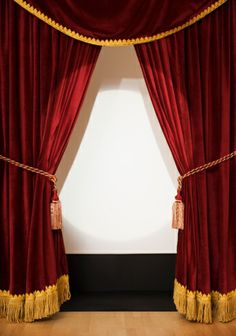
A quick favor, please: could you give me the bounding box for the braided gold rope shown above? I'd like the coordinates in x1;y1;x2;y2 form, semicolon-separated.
0;154;57;187
178;150;236;191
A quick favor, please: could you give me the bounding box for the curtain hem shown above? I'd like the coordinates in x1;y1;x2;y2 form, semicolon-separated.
14;0;227;46
0;274;70;323
174;279;236;324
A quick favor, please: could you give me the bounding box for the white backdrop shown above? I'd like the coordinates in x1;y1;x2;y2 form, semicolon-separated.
56;46;179;254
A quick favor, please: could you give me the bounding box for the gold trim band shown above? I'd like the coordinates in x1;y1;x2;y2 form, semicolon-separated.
174;279;236;323
0;275;70;322
14;0;227;46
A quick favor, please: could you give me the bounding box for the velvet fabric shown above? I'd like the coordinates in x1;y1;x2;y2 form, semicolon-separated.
135;0;236;296
17;0;219;40
0;0;100;296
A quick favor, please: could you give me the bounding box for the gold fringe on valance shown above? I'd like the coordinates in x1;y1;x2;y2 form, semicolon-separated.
14;0;227;46
174;279;236;323
0;275;70;323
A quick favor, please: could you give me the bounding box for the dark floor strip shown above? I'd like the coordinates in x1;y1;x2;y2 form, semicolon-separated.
61;291;176;312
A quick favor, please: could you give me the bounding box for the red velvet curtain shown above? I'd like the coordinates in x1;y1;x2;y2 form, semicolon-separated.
136;0;236;323
15;0;222;42
0;1;100;322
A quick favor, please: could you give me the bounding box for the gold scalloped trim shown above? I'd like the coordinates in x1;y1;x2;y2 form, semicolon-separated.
14;0;227;46
0;274;70;323
174;279;236;323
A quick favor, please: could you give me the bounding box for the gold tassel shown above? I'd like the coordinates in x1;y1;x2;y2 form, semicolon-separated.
7;296;24;323
173;279;187;315
0;291;9;318
24;294;34;322
213;291;236;322
196;294;212;323
50;189;62;230
172;190;184;230
186;291;197;321
57;275;71;305
50;200;62;230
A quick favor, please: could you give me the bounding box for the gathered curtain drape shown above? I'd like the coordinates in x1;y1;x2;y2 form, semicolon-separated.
14;0;226;45
0;0;100;322
135;0;236;323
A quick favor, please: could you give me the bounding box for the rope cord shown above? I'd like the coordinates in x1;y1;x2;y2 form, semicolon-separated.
178;150;236;191
0;154;57;188
1;151;235;193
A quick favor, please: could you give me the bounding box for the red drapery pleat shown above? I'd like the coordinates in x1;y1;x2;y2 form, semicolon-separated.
0;0;100;322
135;0;236;323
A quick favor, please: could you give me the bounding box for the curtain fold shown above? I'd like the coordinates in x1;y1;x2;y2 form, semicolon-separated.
135;0;236;323
14;0;227;45
0;0;101;322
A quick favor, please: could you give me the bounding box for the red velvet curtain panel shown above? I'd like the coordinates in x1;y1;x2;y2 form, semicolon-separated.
136;0;236;323
0;0;100;322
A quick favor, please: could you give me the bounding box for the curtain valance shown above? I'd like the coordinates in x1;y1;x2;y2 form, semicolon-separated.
15;0;226;46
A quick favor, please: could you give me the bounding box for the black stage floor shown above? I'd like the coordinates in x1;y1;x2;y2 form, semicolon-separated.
61;291;176;311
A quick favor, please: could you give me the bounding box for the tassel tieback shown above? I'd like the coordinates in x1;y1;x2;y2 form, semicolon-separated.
50;188;63;230
172;150;236;231
172;179;184;230
0;154;62;230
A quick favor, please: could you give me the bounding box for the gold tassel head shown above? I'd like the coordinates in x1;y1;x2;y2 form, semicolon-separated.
172;190;184;230
50;189;62;230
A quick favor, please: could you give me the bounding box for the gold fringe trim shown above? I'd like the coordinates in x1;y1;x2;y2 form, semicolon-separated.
14;0;227;46
0;275;70;323
174;279;236;324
